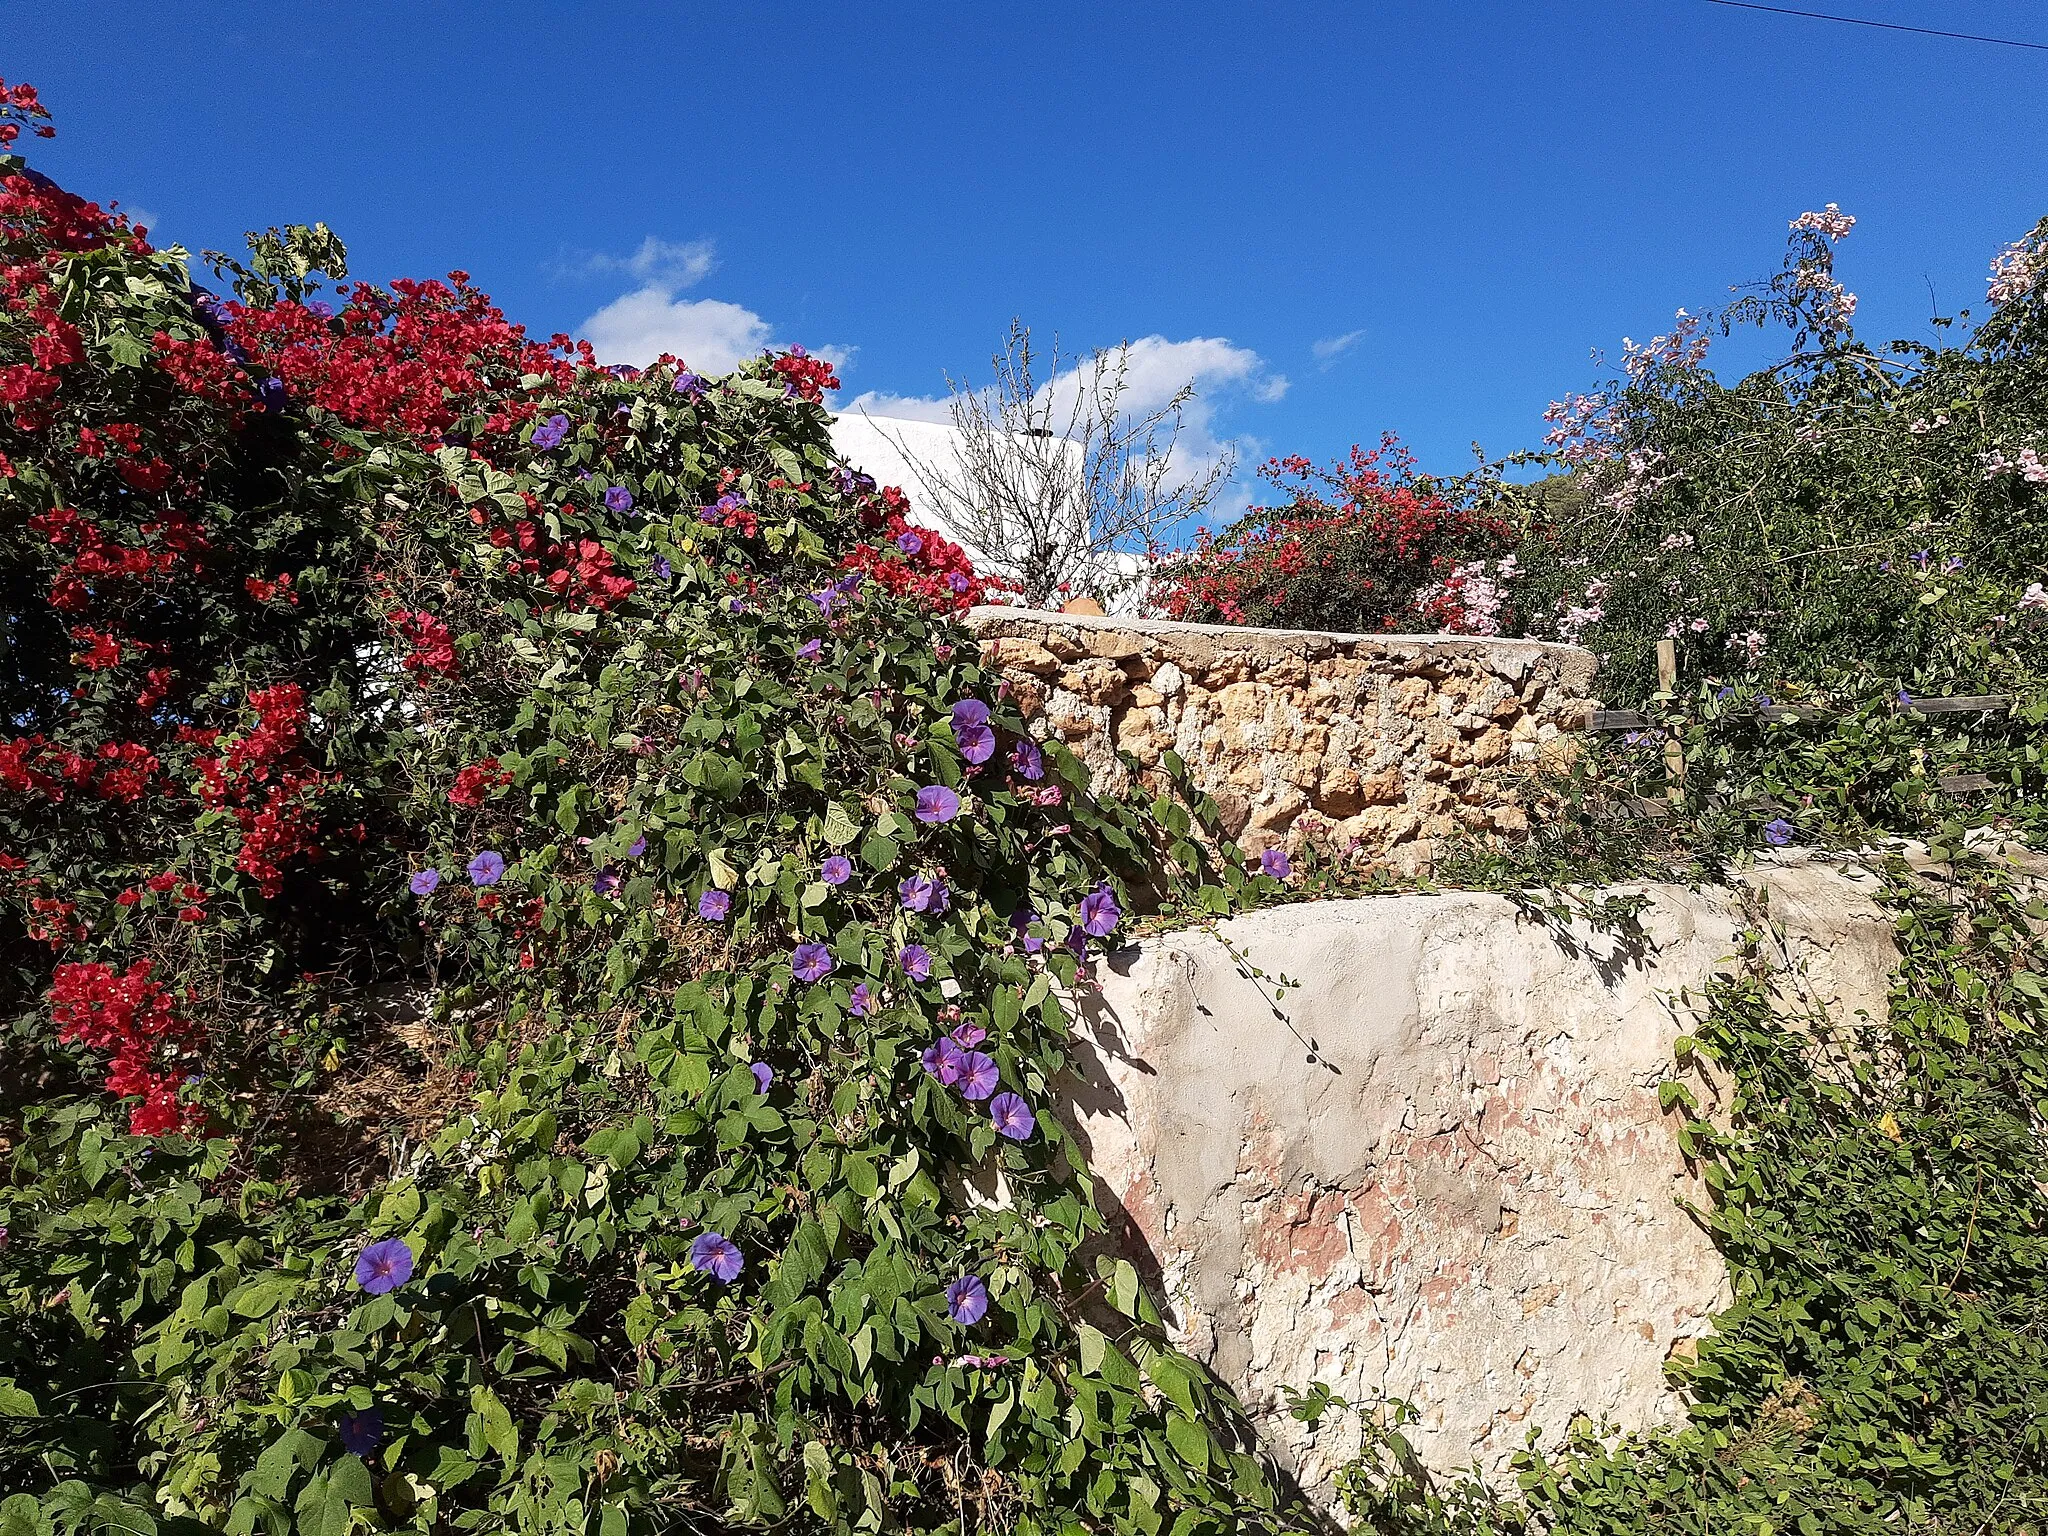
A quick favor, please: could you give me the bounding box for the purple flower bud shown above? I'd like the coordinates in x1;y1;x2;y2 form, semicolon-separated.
1078;888;1121;937
689;1231;743;1282
354;1238;415;1295
946;1274;990;1325
956;1050;998;1100
798;638;823;661
989;1092;1036;1141
337;1407;384;1458
593;867;621;896
915;785;961;824
751;1062;774;1093
627;836;648;858
793;942;835;983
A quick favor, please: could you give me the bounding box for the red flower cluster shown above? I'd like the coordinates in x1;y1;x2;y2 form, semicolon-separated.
448;757;510;808
221;276;583;438
770;347;839;404
1150;436;1509;633
196;685;327;898
394;608;458;678
481;512;637;611
0;78;58;148
841;485;995;613
149;330;250;406
0;734;157;802
50;960;201;1135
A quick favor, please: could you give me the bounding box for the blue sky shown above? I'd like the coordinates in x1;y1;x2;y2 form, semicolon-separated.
13;1;2047;504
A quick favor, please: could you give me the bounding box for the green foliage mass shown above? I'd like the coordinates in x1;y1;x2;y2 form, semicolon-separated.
0;170;1296;1534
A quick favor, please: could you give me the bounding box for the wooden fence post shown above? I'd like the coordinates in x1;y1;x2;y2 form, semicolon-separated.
1656;638;1685;806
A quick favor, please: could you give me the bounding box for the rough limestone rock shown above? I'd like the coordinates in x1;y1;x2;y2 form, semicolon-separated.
1063;856;1899;1505
967;608;1597;874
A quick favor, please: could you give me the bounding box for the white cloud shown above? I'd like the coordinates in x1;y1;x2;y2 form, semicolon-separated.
579;288;775;373
1312;328;1366;364
122;205;162;235
555;235;717;289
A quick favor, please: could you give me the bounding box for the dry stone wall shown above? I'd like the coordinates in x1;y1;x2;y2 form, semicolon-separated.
967;609;1597;872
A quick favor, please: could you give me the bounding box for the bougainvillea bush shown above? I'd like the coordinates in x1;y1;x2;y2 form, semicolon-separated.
0;83;1297;1536
1145;436;1513;636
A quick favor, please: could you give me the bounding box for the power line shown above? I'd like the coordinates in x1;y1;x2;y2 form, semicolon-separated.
1703;0;2048;52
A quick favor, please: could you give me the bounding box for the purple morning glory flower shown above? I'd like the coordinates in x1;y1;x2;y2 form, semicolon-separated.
337;1407;384;1458
1763;818;1794;847
467;851;505;887
689;1231;743;1283
354;1238;415;1295
956;1050;998;1101
822;855;853;886
259;377;288;412
1898;690;1914;707
1911;550;1932;568
1010;739;1044;781
727;597;747;615
946;1274;990;1326
951;1020;986;1048
627;836;648;858
699;888;732;922
531;413;569;450
593;868;621;896
793;943;835;983
953;721;995;764
921;1036;964;1083
604;486;635;515
808;586;843;619
653;556;672;580
673;370;705;395
1078;888;1121;937
989;1092;1036;1141
1259;848;1292;879
898;872;950;914
848;982;874;1017
951;699;990;731
408;868;441;897
798;638;823;661
1010;906;1043;954
750;1061;773;1093
900;943;932;981
915;785;961;824
949;572;970;594
896;530;923;555
1944;556;1964;573
307;300;335;320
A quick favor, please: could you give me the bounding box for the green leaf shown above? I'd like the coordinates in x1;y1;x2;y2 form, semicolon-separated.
0;1381;37;1418
1165;1413;1210;1471
472;1383;519;1465
821;800;860;847
1078;1323;1108;1377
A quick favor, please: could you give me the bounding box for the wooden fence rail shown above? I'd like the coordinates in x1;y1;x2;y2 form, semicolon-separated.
1572;639;2024;816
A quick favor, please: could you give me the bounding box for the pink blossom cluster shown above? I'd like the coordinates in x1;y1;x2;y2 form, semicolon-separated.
1601;448;1674;517
1988;234;2044;305
1981;447;2048;485
1541;392;1615;469
1793;267;1858;329
1726;629;1767;665
1790;204;1856;240
1554;577;1610;645
1620;309;1710;384
2020;583;2048;614
1909;415;1950;435
1417;554;1517;637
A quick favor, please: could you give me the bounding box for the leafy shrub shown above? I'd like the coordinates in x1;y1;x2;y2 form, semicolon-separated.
0;84;1299;1536
1503;206;2048;705
1147;435;1512;634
